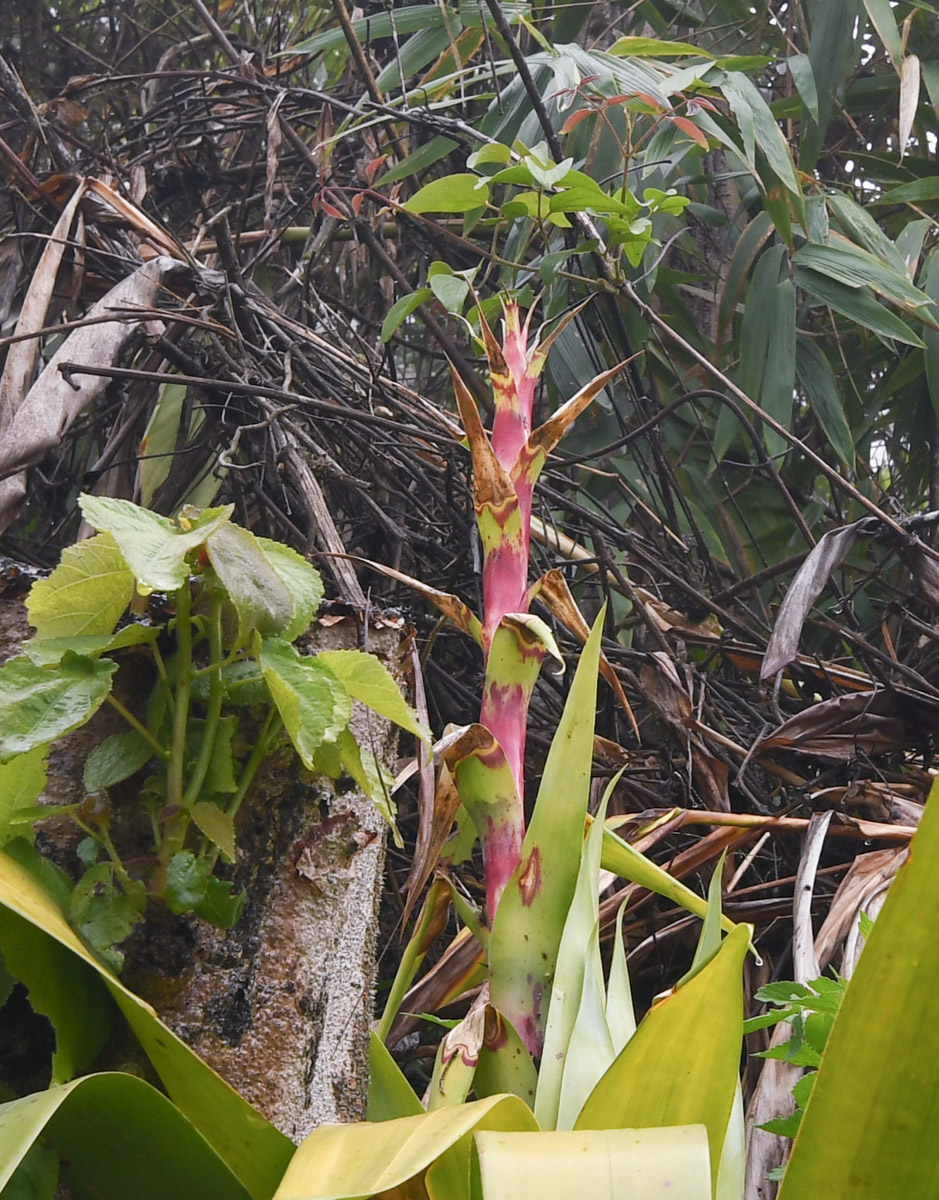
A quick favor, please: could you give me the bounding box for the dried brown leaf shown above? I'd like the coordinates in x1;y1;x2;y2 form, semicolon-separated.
762;523;865;679
0;255;187;531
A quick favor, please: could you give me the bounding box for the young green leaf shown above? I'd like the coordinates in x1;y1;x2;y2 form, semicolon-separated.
69;863;145;971
256;538;324;642
258;638;352;769
0;653;117;761
26;533;135;640
165;851;210;914
83;730;154;792
78;495;233;594
403;174;490;215
0;745;47;847
315;648;431;744
205;523;294;641
23;623;161;667
190;802;236;863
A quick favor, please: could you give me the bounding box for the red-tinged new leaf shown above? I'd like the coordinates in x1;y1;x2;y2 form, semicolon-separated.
670;114;710;148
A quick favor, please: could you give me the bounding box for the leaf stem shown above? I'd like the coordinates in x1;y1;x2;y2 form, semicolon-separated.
105;693;168;759
163;582;193;858
182;592;223;807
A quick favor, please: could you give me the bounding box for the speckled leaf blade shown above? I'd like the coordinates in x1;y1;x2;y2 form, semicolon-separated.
0;653;116;761
26;533;135;640
0;849;294;1199
488;610;604;1054
0;1073;254;1200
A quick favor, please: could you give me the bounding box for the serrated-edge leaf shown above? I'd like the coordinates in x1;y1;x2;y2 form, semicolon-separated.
0;745;47;848
26;534;134;641
83;730;153;792
259;638;352;768
316;648;431;744
0;654;117;761
78;495;233;594
256;538;324;643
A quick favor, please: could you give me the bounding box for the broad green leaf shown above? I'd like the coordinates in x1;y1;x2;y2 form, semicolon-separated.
380;288;433;344
788;54;819;121
26;534;134;640
576;924;750;1194
165;851;210;914
138;381;187;507
795;337;855;467
872;177;939;206
367;1031;423;1122
69;863;145;971
273;1095;538;1200
258;638;352;768
0;1074;253;1200
190;801;236;862
793;242;931;310
474;1126;712;1200
489;610;604;1054
194;876;245;928
0;653;116;761
83;730;153;792
430;271;470;313
255;538;323;643
377;136;460;186
403;174;490;215
0;904;111;1085
778;775;939;1198
0;849;294;1198
0;745;47;847
23;622;161;667
78;494;233;595
609;36;713;57
795;265;925;346
206;524;294;641
316;648;431;743
861;0;902;67
536;782;615;1131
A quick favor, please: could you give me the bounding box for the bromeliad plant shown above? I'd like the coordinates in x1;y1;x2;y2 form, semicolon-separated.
0;494;428;966
271;301;753;1199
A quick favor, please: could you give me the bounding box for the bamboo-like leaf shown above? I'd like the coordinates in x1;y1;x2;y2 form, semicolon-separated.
0;1073;253;1200
273;1095;538;1200
575;924;750;1194
474;1126;712;1200
795;337;855;468
862;0;902;69
793;242;931;310
795;265;925;347
788;54;819;122
778;775;939;1197
899;54;921;159
488;610;604;1055
0;850;293;1199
